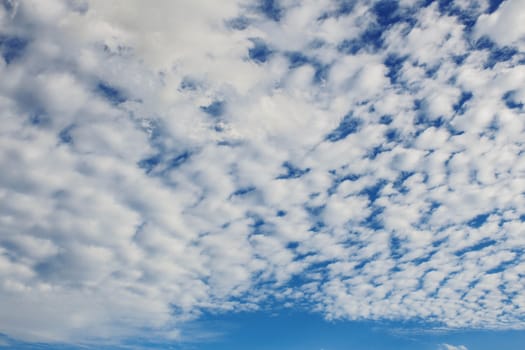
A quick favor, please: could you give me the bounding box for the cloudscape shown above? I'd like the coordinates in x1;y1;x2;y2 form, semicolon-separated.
0;0;524;349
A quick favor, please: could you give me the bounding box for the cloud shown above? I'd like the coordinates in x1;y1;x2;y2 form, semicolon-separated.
1;0;525;346
439;344;468;350
475;0;525;51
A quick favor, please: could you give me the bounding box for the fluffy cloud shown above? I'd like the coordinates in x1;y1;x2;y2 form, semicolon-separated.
475;0;525;50
0;0;524;346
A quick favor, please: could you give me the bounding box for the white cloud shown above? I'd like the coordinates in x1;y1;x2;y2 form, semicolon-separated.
1;0;525;346
475;0;525;50
440;344;468;350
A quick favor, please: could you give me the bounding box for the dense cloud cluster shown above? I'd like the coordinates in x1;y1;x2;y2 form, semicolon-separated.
0;0;524;345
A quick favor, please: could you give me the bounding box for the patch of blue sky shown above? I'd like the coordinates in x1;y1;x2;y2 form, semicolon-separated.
472;36;519;68
179;76;199;91
0;35;28;64
313;63;331;84
339;0;419;55
362;205;385;230
373;0;402;27
304;203;326;233
486;46;519;68
292;250;317;263
304;203;324;217
217;139;243;147
379;114;393;125
482;117;500;140
487;0;506;14
413;100;444;125
247;212;268;235
327;172;361;195
443;121;465;136
138;154;162;173
354;254;380;270
58;125;74;145
414;114;446;131
437;0;480;31
67;0;89;14
424;62;441;78
503;90;524;110
285;241;298;249
412;250;437;265
334;0;356;16
384;127;402;143
276;161;310;179
452;53;469;65
317;0;355;20
339;234;366;249
4;312;525;350
281;262;332;288
1;0;15;11
285;51;331;84
230;186;256;198
466;212;490;228
453;91;473;114
200;100;225;118
325;113;363;142
390;235;407;260
145;119;165;145
96;82;127;105
413;106;449;136
137;150;193;175
286;51;310;68
418;201;441;226
307;220;325;232
486;254;522;274
474;36;497;51
432;236;449;248
248;38;273;63
384;53;408;85
226;16;251;30
134;119;171;172
306;259;337;273
435;270;461;292
276;209;287;217
393;171;415;194
28;112;50;127
168;150;192;168
258;0;282;22
166;311;525;350
454;238;497;256
337;27;384;54
0;336;93;350
360;179;387;203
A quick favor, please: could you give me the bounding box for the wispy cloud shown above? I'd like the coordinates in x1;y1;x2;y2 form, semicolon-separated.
440;344;468;350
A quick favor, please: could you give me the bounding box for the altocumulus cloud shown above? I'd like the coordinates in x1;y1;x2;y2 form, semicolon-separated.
0;0;525;345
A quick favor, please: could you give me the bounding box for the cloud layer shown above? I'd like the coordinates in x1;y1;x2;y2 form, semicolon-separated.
0;0;524;344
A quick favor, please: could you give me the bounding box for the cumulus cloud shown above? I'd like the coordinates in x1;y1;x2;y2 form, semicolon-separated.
1;0;525;346
475;0;525;50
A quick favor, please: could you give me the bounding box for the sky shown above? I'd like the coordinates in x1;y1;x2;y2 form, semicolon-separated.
0;0;524;349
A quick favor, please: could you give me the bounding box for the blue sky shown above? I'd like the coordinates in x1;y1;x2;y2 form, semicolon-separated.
0;0;525;349
3;311;525;349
